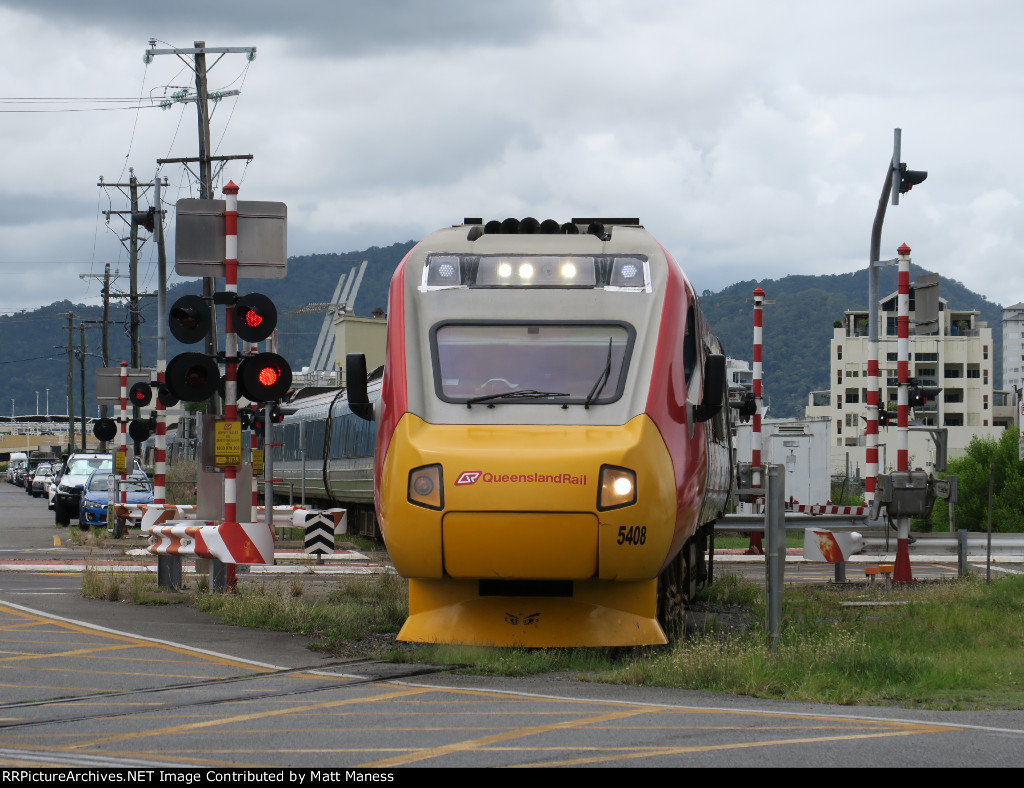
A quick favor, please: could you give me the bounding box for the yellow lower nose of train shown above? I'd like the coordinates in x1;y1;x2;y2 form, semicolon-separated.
379;413;676;582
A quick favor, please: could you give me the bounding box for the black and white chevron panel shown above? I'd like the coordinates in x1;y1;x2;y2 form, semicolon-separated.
304;513;336;555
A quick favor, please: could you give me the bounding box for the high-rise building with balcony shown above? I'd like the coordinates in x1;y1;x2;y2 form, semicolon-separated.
806;282;1013;474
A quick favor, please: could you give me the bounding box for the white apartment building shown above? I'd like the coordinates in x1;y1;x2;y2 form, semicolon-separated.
806;286;1013;475
1002;302;1024;396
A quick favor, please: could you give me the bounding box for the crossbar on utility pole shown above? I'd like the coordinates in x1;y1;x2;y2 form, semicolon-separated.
144;39;256;415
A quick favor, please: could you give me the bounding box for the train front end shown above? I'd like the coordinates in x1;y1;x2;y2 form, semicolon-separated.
365;219;726;647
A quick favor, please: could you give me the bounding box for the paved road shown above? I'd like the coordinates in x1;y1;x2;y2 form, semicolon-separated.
1;482;1023;768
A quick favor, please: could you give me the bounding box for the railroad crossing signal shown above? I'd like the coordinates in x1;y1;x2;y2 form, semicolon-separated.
168;294;212;345
128;382;152;407
233;293;278;343
237;353;292;402
165;352;220;402
909;383;942;409
93;418;117;442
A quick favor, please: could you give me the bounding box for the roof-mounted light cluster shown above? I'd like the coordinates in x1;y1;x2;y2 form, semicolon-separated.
423;254;649;291
462;217;641;241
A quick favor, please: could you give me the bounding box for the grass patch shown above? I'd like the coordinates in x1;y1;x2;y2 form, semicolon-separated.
88;557;1024;710
191;572;409;651
602;573;1024;709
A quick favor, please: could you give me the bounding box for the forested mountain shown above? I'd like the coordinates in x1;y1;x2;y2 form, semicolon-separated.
0;243;1006;421
700;266;1006;418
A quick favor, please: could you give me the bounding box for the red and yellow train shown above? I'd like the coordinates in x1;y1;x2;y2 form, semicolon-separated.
348;217;731;646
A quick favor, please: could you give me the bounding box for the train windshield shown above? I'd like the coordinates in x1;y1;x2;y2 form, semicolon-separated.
431;322;634;405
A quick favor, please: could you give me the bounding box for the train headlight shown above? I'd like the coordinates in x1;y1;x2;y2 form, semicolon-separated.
608;256;648;289
477;256;597;287
426;255;463;287
598;465;636;510
408;464;444;510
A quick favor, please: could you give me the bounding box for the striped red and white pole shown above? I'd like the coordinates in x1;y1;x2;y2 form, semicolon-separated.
897;244;911;473
865;345;879;506
222;181;241;590
748;286;765;554
894;242;914;583
118;361;128;509
153;360;166;505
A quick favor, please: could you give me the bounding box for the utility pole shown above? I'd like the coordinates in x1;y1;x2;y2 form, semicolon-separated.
79;325;87;451
98;172;153;368
65;314;75;454
144;39;256;414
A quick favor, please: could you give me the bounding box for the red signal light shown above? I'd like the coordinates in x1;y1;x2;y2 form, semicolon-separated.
234;293;277;343
257;364;279;387
128;382;152;407
237;352;292;402
242;308;264;330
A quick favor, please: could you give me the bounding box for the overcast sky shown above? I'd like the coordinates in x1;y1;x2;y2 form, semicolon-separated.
1;0;1021;314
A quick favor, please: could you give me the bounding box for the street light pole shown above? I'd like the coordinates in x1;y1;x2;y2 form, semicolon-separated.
867;127;927;584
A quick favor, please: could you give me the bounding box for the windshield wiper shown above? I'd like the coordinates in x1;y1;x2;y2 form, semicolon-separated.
466;389;569;407
584;338;613;409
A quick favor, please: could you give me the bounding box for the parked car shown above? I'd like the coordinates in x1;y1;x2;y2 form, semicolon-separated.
30;463;55;498
53;453;112;527
7;453;27;484
79;470;154;529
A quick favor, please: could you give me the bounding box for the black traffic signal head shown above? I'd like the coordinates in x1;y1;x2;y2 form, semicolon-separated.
271;404;297;423
93;418;117;442
128;381;152;407
237;352;292;402
165;352;221;402
234;293;278;343
156;384;179;408
169;294;212;345
898;162;928;194
128;414;156;443
879;409;895;427
909;385;942;408
728;391;757;423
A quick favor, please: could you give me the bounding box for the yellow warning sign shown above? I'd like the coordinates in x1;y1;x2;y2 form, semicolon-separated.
215;420;242;467
251;448;264;478
114;451;126;475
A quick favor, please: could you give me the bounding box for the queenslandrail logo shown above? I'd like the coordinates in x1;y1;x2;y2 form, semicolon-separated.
455;470;587;486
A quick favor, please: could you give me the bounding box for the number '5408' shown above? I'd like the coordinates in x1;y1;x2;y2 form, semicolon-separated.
616;525;646;545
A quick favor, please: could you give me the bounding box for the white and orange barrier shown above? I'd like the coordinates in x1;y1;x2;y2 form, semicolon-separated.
803;529;864;563
788;504;867;516
124;504;349;532
147;521;276;565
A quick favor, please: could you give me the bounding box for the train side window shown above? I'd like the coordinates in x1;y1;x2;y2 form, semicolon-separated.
683;301;698;386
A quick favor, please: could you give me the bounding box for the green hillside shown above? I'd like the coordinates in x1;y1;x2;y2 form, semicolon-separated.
0;244;1004;421
700;266;1005;417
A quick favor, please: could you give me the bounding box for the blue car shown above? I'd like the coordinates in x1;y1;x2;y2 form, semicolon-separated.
79;470;154;528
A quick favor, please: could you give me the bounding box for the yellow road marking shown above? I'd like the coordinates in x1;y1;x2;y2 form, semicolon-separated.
362;707;655;767
0;602;275;671
525;726;953;767
67;686;436;749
